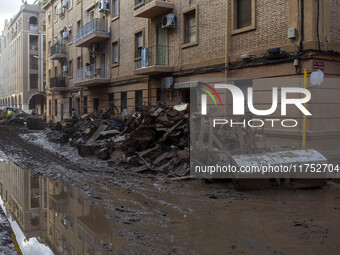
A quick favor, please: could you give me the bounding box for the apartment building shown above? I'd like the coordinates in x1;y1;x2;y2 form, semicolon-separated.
0;3;46;114
0;162;47;240
43;0;226;123
43;0;340;160
46;180;114;254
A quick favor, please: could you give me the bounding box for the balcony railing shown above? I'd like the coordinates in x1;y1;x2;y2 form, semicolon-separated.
50;43;66;60
134;45;174;75
50;77;67;91
75;19;110;47
134;0;174;18
75;64;109;86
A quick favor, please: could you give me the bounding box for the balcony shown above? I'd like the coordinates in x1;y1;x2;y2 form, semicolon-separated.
75;64;110;87
50;43;67;60
134;0;174;19
134;45;174;75
75;19;110;47
50;77;67;91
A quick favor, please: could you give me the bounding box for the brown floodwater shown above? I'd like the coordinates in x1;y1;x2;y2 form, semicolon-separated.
0;159;339;255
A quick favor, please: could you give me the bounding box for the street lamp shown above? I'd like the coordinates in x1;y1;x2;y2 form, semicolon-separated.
302;69;324;149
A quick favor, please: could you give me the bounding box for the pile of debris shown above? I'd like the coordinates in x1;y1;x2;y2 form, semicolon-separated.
0;109;45;130
47;103;190;177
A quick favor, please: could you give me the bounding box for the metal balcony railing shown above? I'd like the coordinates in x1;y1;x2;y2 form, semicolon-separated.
75;19;109;42
50;77;67;89
76;64;108;83
135;0;172;8
50;43;66;56
135;45;172;69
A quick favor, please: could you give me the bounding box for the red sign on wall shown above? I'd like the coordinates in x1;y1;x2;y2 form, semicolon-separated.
313;61;325;71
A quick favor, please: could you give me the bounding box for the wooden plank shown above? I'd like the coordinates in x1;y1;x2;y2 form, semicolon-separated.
159;119;184;143
86;125;108;144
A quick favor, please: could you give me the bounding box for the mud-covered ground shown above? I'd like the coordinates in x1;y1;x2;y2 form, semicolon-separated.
0;126;340;254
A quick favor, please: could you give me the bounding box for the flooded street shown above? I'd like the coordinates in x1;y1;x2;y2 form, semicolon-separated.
0;158;339;254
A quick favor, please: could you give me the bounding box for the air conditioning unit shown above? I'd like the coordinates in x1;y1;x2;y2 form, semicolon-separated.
62;0;68;8
63;65;68;73
98;0;110;12
162;14;176;29
62;31;68;39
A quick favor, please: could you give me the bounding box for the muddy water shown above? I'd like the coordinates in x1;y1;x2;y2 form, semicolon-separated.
0;160;339;255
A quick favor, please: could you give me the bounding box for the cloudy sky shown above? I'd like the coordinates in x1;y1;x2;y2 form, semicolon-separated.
0;0;36;32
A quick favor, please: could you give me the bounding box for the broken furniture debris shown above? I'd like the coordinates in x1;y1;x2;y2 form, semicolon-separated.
0;109;45;130
46;103;190;178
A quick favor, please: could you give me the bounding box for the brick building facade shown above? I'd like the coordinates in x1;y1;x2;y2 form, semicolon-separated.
43;0;340;161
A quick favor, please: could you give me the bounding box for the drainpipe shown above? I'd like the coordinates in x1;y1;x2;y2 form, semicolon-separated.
225;0;230;82
299;0;304;53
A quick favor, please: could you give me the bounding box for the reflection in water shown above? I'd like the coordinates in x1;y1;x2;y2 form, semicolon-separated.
0;161;115;255
1;158;339;254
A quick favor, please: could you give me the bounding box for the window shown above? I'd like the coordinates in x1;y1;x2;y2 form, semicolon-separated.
29;35;38;51
49;100;51;115
55;99;58;115
135;31;143;59
93;98;99;111
30;74;38;89
232;0;255;34
135;90;143;112
48;41;51;54
183;8;197;46
112;41;118;65
68;28;73;43
48;12;51;25
135;0;143;7
83;96;88;114
77;57;81;70
68;60;73;76
54;5;58;21
69;98;72;115
88;9;95;22
69;0;73;9
157;88;166;104
29;16;38;31
121;92;127;112
30;54;38;69
108;93;114;104
112;0;119;18
43;35;46;51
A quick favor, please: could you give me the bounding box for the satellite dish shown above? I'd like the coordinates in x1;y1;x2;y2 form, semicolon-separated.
310;69;324;86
